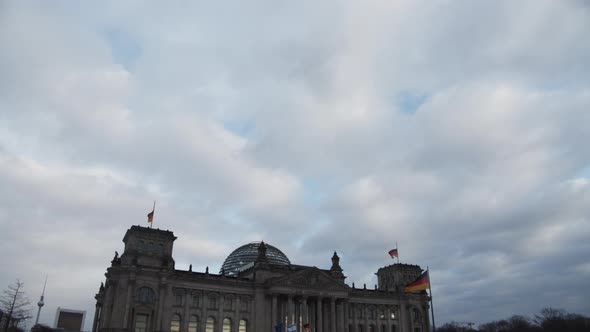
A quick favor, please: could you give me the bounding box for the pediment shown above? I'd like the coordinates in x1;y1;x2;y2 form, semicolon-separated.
267;267;348;291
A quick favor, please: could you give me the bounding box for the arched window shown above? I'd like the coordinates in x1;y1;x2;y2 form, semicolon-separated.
381;325;386;332
137;287;155;304
206;317;215;332
134;314;148;332
359;324;364;332
170;314;181;332
188;316;199;332
369;324;375;332
391;325;397;332
222;318;232;332
239;319;247;332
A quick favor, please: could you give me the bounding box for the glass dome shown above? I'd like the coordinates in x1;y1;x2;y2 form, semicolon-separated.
220;242;290;276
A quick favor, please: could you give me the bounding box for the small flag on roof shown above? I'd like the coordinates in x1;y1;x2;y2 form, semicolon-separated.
388;248;398;258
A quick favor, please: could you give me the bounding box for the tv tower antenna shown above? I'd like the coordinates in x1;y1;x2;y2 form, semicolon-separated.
34;275;48;326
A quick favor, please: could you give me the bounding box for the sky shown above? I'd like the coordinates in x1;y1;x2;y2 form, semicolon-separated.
0;0;589;329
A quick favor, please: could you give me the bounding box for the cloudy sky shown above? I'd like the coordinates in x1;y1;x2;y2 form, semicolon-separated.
1;0;589;328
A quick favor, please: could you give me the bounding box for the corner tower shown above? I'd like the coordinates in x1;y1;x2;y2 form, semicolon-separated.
376;263;423;291
119;226;177;269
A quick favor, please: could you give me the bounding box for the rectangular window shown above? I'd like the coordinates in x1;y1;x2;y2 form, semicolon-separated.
208;296;217;309
224;297;232;310
135;314;148;332
240;299;248;311
193;295;200;307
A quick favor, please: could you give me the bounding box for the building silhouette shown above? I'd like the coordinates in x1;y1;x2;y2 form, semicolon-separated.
93;226;430;332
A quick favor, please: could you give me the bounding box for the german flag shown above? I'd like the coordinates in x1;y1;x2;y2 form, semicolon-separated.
147;201;155;224
388;248;398;259
404;270;430;293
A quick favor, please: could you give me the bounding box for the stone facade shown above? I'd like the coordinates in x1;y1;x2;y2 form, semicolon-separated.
93;226;430;332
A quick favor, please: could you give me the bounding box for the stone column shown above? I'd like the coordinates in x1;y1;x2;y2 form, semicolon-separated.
217;294;223;330
279;296;284;329
335;300;341;332
101;281;115;329
309;299;315;332
398;303;406;332
351;303;357;332
183;290;190;332
340;301;346;332
330;298;336;332
123;280;134;330
288;295;294;327
199;294;208;332
364;305;368;332
271;294;278;329
92;304;101;332
344;301;350;332
424;304;431;332
386;306;392;332
302;297;308;328
155;283;166;331
235;296;241;328
316;297;323;332
295;297;300;332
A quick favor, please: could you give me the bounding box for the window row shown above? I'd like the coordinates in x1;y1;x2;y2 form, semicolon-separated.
170;315;247;332
135;286;251;312
348;305;398;320
349;324;398;332
174;292;250;312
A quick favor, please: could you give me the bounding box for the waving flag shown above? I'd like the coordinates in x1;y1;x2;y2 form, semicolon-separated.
404;270;430;292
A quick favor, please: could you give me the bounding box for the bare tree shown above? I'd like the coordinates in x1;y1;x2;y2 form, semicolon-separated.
0;280;32;332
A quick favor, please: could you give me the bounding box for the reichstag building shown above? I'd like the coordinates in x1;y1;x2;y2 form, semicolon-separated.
92;226;430;332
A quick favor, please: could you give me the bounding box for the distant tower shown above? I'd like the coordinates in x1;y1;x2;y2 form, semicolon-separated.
35;276;48;326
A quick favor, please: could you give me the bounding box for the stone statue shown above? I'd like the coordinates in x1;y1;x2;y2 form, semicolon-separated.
257;241;268;261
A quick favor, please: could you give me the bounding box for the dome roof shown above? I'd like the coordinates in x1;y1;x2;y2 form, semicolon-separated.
220;242;290;276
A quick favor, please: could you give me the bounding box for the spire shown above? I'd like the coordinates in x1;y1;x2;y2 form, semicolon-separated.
34;275;48;326
331;251;341;270
330;251;345;282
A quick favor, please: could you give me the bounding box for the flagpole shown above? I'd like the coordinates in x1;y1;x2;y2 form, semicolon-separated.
396;241;399;264
427;266;436;332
